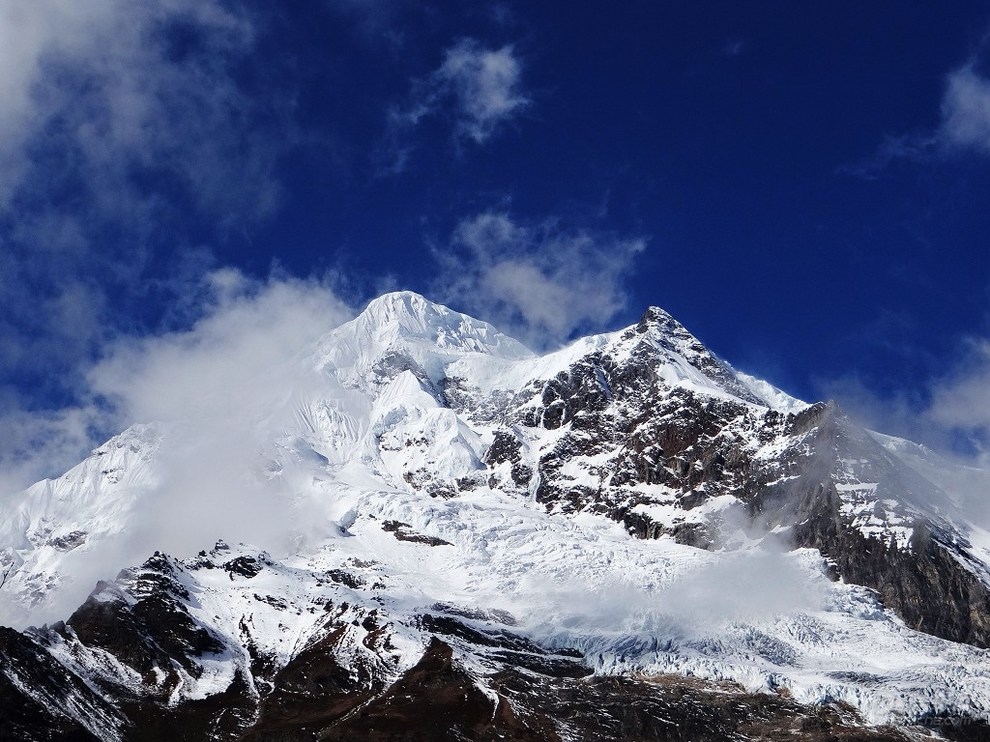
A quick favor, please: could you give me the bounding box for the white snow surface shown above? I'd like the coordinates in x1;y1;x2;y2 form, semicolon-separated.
3;291;990;729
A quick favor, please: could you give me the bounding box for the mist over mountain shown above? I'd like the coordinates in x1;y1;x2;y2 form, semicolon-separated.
2;292;989;741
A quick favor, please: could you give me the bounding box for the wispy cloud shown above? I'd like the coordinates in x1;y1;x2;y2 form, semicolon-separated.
88;271;353;562
384;38;529;171
433;210;646;346
518;549;825;648
0;267;352;492
845;43;990;176
432;38;530;143
836;134;935;179
89;270;350;427
323;0;411;48
720;39;746;58
822;326;990;454
0;403;105;506
0;0;284;220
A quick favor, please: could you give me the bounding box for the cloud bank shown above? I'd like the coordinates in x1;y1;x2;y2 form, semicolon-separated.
822;332;990;531
516;549;825;654
0;268;352;492
825;334;990;455
927;339;990;451
89;271;350;427
90;268;352;546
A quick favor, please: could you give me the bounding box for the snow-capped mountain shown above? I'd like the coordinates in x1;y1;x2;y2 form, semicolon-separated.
2;291;989;741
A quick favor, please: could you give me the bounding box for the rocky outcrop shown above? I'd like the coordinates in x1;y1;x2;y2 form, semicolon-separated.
64;555;227;684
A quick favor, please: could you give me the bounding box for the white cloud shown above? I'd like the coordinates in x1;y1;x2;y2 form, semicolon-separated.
435;211;646;345
1;271;354;625
83;271;353;554
826;336;990;456
518;549;825;647
89;271;351;429
922;385;990;530
436;39;530;143
0;270;353;495
389;37;529;163
821;334;990;527
323;0;410;47
0;403;103;505
938;64;990;154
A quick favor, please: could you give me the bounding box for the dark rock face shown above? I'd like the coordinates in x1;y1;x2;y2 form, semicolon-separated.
381;520;452;546
483;430;522;466
225;555;266;578
242;626;380;740
316;639;548;742
743;407;990;649
417;613;592;679
462;314;990;650
48;531;87;552
115;671;256;742
487;671;917;742
0;627;112;742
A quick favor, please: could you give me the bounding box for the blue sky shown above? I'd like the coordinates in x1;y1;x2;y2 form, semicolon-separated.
3;1;990;488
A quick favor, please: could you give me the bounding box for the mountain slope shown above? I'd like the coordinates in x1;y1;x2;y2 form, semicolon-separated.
2;291;990;740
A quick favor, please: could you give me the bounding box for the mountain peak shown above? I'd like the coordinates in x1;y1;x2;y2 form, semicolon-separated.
353;291;530;356
625;304;769;406
634;305;695;343
362;290;441;323
636;304;677;327
314;291;531;388
359;291;484;344
7;288;990;739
